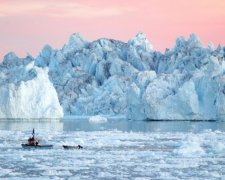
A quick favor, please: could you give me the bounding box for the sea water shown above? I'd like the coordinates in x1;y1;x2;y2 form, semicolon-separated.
0;118;225;179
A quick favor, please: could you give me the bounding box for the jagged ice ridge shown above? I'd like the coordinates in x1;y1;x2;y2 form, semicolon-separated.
0;32;225;120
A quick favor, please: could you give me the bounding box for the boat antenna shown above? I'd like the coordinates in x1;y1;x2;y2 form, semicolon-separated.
32;128;35;136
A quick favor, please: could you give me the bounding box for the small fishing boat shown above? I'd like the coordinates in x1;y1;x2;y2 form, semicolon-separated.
63;145;83;149
21;129;53;149
21;144;53;149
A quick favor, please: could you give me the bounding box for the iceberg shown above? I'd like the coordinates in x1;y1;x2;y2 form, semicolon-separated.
0;32;225;120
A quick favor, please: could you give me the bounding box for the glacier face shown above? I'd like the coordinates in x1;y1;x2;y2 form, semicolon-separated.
128;36;225;120
1;32;225;120
0;54;63;118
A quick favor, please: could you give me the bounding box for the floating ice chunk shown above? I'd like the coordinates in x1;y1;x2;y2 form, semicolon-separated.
89;116;108;124
0;167;12;177
174;136;205;157
208;141;225;154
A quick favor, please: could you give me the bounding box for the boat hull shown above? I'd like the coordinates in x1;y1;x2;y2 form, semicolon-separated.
21;144;53;149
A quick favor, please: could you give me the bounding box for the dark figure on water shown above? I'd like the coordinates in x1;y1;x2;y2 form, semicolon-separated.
28;128;35;146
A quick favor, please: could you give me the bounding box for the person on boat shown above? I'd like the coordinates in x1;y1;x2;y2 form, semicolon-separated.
28;129;35;145
28;136;35;145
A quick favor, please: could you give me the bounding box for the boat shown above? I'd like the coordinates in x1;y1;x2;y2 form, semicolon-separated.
21;144;53;149
63;145;83;149
21;129;53;149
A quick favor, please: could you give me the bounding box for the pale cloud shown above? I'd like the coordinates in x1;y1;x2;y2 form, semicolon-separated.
0;1;46;16
0;1;135;18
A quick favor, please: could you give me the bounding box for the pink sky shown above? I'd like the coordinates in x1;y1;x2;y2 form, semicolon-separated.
0;0;225;60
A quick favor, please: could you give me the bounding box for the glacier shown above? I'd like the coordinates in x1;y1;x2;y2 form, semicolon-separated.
0;32;225;120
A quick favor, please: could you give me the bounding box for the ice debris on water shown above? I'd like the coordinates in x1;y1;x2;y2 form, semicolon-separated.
89;116;108;124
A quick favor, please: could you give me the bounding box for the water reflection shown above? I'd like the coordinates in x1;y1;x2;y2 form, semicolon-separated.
0;119;63;132
0;118;225;132
63;118;225;133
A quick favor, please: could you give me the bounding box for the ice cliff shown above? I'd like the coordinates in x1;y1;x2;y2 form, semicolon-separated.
0;53;63;118
1;32;225;120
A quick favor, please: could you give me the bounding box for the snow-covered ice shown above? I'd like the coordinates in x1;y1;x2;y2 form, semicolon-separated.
0;32;225;120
